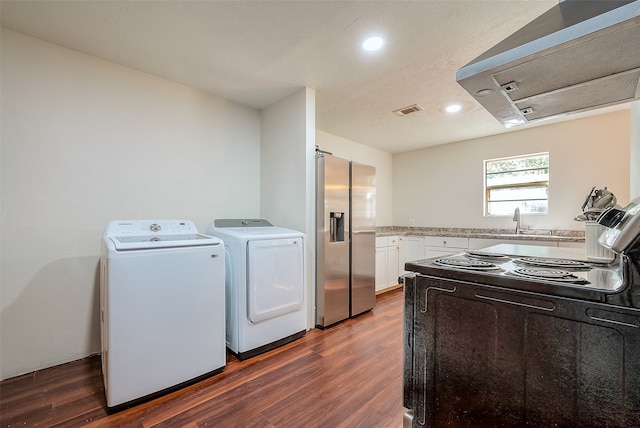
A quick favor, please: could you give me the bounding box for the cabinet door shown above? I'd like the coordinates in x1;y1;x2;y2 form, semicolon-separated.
399;236;425;275
375;247;387;291
387;245;399;287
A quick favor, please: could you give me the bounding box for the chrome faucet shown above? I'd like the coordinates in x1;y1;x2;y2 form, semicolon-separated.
513;207;521;234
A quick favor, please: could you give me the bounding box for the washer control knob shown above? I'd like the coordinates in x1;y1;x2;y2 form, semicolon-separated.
149;223;161;232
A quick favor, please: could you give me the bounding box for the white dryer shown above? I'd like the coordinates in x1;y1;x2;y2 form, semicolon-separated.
207;219;306;360
100;220;225;410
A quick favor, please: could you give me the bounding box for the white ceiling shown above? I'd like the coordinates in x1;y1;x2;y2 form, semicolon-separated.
0;0;627;153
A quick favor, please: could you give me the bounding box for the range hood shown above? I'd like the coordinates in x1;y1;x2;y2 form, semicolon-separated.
456;0;640;127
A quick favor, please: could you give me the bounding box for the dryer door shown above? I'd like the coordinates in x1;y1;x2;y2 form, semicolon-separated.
247;237;304;323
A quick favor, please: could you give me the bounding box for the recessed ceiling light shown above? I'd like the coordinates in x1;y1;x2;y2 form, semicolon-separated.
474;88;494;97
445;103;462;113
501;116;525;128
362;36;384;51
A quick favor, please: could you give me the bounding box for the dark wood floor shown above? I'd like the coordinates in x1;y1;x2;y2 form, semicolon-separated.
1;288;404;428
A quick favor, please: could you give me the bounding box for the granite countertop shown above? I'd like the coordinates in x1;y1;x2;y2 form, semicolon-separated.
376;226;585;243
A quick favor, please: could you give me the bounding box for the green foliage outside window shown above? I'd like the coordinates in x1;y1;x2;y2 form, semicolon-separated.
485;153;549;216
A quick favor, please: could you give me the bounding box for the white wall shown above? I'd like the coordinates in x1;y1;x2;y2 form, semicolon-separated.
0;29;262;380
260;87;316;328
261;88;314;233
315;130;394;226
393;110;631;231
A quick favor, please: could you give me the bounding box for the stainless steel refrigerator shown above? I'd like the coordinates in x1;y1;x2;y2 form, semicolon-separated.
316;152;376;328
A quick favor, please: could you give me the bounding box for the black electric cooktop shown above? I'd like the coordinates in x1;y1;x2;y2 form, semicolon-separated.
405;250;626;303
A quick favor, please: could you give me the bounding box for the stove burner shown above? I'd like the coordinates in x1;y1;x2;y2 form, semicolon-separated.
433;258;501;271
511;268;589;284
465;250;509;260
515;257;592;270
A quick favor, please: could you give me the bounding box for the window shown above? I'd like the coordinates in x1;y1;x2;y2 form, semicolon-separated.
485;153;549;216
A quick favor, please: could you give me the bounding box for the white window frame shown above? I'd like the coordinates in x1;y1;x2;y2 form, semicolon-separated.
484;152;549;216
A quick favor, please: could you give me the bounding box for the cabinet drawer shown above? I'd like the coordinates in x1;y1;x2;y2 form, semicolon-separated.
424;236;468;249
376;235;399;248
376;236;388;248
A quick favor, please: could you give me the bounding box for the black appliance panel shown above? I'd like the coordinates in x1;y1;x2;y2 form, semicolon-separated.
403;275;640;427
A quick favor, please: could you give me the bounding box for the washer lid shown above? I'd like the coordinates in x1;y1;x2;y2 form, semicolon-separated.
214;219;273;228
110;234;220;250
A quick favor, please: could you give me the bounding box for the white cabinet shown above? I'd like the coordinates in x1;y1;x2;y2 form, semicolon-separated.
399;236;425;275
375;236;399;292
387;244;399;288
375;237;386;291
424;236;468;258
375;243;387;291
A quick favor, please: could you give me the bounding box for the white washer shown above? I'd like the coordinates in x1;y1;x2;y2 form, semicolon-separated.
206;219;306;360
100;220;225;410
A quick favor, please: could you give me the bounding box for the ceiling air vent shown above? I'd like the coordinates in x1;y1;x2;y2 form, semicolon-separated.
393;104;424;116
